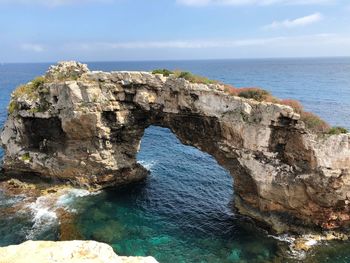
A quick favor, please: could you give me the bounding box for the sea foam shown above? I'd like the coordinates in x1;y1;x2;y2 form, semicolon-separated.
138;160;157;171
25;188;100;239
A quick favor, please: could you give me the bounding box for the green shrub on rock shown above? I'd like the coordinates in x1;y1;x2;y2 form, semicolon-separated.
174;70;218;84
8;101;18;114
8;76;51;115
152;68;218;84
31;76;46;89
328;126;349;135
12;76;47;100
226;87;340;135
21;153;31;162
152;69;174;76
237;88;271;102
300;112;330;134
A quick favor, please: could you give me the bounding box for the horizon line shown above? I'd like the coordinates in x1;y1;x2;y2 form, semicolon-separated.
1;55;350;65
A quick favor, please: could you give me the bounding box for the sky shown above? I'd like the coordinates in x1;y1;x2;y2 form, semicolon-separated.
0;0;350;62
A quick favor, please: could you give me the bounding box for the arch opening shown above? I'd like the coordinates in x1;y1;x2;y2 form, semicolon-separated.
75;125;280;263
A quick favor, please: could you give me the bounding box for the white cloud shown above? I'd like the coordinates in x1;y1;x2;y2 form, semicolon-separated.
177;0;336;6
8;34;350;61
16;34;350;55
263;13;323;29
62;34;349;50
20;43;45;52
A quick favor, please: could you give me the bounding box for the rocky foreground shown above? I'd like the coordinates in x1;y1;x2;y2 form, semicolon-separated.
1;61;350;234
0;240;158;263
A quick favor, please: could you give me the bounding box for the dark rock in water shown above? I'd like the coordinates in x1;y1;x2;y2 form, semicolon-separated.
56;208;83;241
89;208;110;222
1;61;350;234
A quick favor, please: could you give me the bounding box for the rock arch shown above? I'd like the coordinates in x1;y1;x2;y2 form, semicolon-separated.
1;62;350;233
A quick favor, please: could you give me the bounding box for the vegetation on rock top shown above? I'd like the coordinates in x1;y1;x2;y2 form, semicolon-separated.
9;69;349;135
12;76;46;100
225;84;348;134
45;61;88;81
328;126;349;135
152;69;218;84
174;71;218;84
152;69;174;77
21;153;31;162
152;68;348;135
9;76;49;114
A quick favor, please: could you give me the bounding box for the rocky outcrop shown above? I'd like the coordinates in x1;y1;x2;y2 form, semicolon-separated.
1;61;350;234
0;240;158;263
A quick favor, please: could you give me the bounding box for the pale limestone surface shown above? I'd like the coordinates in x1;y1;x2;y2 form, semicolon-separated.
0;240;158;263
1;61;350;233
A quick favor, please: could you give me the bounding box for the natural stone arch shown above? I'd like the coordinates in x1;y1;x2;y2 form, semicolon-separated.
1;62;350;234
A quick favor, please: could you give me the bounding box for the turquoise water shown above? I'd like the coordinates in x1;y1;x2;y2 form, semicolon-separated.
74;126;279;263
1;58;350;262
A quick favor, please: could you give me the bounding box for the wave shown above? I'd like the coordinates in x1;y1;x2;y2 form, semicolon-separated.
138;160;157;171
269;233;295;244
269;233;321;260
25;195;58;239
25;188;100;239
56;189;100;212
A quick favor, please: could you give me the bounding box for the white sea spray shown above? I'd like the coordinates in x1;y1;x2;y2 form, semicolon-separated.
138;159;157;171
25;188;101;239
269;233;295;244
56;189;100;212
268;234;305;259
26;195;58;239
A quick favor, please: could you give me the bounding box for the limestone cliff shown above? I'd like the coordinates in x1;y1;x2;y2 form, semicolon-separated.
1;61;350;233
0;240;158;263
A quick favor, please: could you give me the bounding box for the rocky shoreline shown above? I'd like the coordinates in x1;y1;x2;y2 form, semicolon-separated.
0;177;347;261
0;179;159;262
0;179;88;240
0;61;350;259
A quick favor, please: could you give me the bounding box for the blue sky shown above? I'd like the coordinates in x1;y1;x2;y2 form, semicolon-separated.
1;0;350;62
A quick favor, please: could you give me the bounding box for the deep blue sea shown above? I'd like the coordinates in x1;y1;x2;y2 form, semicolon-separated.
0;58;350;262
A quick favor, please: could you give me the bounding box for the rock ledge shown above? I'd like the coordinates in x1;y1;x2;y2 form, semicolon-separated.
0;240;158;263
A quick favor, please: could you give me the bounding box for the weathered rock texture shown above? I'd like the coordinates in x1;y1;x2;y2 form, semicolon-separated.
1;61;350;233
0;240;158;263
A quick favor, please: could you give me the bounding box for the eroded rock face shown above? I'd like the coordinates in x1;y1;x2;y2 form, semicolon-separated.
0;240;158;263
1;61;350;233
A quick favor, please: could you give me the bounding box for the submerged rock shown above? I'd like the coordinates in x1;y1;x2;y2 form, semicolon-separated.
1;61;350;234
0;240;158;263
91;220;125;243
227;248;241;262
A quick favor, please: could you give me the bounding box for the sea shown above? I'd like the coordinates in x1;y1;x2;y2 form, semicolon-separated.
0;58;350;262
